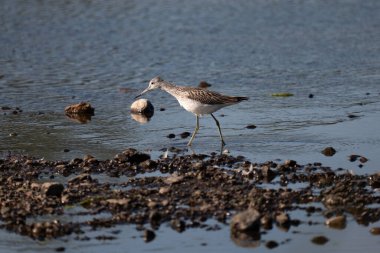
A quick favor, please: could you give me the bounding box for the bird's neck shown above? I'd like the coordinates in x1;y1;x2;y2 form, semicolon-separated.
159;81;183;98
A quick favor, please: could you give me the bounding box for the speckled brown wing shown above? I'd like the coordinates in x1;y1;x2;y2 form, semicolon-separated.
184;87;248;105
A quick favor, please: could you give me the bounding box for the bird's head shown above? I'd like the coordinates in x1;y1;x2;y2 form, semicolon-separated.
135;76;163;98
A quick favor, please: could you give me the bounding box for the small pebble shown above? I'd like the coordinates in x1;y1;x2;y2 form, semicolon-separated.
348;114;359;118
266;240;279;249
63;149;70;152
144;229;156;242
246;124;257;129
308;94;314;98
180;132;190;138
55;247;65;252
359;156;368;163
321;147;336;157
349;154;361;162
198;81;211;88
311;235;329;245
159;108;166;111
370;227;380;235
325;215;346;229
167;133;175;139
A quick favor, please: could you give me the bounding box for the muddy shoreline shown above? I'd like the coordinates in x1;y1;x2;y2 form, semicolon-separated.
1;148;380;250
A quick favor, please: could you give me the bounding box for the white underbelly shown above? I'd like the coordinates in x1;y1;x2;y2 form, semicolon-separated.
177;98;224;115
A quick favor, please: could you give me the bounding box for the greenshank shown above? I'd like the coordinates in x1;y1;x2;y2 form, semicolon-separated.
135;76;248;146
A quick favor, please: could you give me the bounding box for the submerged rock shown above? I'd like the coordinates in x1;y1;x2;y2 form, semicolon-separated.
65;102;94;115
311;235;329;245
198;81;211;89
325;215;346;229
322;147;336;157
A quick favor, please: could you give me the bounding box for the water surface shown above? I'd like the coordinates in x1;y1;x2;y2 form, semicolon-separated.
1;0;380;252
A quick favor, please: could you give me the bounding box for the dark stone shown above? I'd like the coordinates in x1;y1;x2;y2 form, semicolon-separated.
311;235;329;245
325;216;346;229
266;240;279;249
180;132;191;139
55;247;65;252
359;156;368;163
370;227;380;235
42;182;64;197
246;125;257;129
63;149;70;153
321;147;336;157
308;94;314;98
171;219;186;233
144;229;156;242
349;154;361;162
198;81;211;88
167;133;175;139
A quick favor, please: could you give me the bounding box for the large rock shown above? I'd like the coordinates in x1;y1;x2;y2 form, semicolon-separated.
130;99;154;116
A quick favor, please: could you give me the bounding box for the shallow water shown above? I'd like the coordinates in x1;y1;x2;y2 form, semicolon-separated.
1;0;380;252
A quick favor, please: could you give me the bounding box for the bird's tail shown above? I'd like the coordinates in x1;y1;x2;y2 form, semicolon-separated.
235;96;249;102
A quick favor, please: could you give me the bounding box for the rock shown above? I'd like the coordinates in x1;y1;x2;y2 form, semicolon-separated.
308;94;314;98
180;132;191;138
164;173;184;185
149;211;162;229
198;81;211;89
325;215;346;229
118;148;150;164
167;133;175;139
271;93;294;97
349;154;361;162
130;99;154;116
265;240;279;249
106;198;130;206
322;147;336;157
68;173;93;184
144;229;156;242
65;102;94;115
284;160;297;167
311;235;329;245
261;166;276;182
41;182;64;197
359;156;368;163
370;227;380;235
348;114;359;118
260;215;273;230
171;219;186;233
246;125;257;129
275;212;291;230
230;209;261;232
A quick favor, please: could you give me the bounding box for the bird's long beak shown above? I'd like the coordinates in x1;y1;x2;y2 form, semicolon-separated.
135;87;150;99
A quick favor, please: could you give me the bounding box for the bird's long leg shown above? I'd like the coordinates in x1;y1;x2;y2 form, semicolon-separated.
211;113;226;146
187;115;200;146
